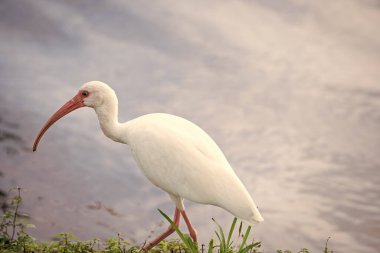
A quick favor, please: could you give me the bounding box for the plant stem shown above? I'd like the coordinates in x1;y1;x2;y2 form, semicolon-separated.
10;187;21;241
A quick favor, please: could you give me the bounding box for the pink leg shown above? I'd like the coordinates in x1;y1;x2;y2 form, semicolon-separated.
143;208;181;251
180;210;198;242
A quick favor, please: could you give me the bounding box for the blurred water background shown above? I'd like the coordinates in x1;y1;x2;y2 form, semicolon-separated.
1;0;380;252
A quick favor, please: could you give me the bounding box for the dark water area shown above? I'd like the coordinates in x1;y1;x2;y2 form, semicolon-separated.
1;0;380;252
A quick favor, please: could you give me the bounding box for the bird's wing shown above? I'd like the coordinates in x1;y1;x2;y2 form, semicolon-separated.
126;113;263;223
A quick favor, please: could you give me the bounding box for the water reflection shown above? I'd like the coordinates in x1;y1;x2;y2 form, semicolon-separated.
1;0;380;252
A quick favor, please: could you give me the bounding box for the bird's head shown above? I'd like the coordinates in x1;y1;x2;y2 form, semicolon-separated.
80;81;118;108
32;81;117;151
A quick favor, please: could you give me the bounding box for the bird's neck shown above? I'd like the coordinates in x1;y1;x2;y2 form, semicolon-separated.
94;102;125;143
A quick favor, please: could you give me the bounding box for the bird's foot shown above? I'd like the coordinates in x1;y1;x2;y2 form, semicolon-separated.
142;242;153;252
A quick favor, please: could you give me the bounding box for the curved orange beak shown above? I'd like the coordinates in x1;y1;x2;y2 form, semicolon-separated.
33;93;85;152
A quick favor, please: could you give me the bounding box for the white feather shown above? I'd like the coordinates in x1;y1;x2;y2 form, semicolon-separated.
83;81;264;225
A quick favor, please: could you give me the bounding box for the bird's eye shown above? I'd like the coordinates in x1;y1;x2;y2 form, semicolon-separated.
81;91;89;97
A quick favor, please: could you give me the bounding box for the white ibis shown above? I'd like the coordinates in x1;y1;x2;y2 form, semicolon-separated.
33;81;264;251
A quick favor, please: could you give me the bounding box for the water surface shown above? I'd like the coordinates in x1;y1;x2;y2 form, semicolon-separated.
1;1;379;252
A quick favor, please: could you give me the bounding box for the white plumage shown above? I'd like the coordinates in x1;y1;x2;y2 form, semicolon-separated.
33;81;263;250
125;113;263;224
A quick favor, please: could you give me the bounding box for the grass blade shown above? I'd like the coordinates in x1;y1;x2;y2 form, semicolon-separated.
212;218;226;252
208;239;214;253
238;225;251;252
238;221;243;238
227;217;237;248
214;230;225;253
240;241;261;253
158;209;197;253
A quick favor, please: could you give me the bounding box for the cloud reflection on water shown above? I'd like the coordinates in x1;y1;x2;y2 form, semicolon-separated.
1;0;379;252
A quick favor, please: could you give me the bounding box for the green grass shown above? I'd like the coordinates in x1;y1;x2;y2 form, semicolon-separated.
0;187;333;253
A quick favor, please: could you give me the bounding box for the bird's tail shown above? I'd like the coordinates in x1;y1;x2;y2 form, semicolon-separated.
246;205;264;225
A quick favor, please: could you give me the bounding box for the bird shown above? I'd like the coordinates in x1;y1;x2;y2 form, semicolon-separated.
33;81;264;251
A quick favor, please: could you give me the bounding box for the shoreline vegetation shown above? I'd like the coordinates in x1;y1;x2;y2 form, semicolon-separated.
0;187;333;253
